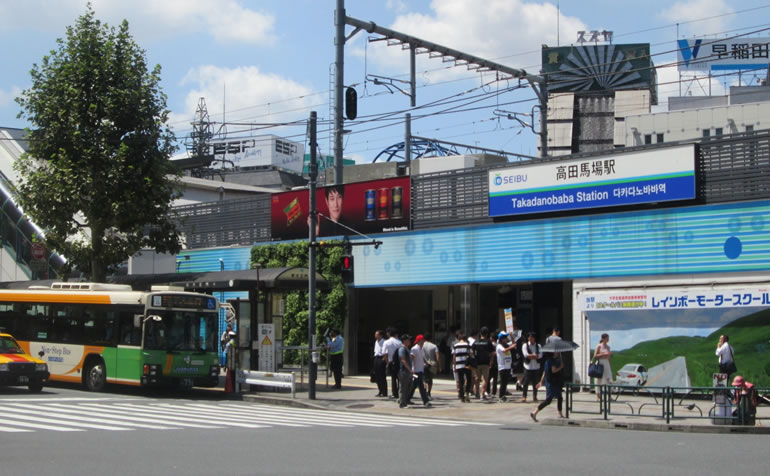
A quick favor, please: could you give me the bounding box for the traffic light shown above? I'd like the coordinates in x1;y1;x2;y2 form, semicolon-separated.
345;87;357;120
341;254;354;284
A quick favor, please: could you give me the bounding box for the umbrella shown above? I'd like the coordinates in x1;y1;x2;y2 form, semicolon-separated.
541;339;579;353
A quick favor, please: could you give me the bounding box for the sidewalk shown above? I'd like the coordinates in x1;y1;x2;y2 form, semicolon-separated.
236;375;770;434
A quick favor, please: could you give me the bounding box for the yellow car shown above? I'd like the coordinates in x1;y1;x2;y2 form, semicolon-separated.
0;332;49;392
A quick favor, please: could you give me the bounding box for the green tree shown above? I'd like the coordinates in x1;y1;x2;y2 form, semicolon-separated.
251;242;347;351
14;5;181;282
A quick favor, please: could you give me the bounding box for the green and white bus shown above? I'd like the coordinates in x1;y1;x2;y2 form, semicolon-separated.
0;282;220;391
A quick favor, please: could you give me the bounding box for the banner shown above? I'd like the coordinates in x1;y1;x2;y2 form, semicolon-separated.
488;145;695;217
582;287;770;311
271;177;410;240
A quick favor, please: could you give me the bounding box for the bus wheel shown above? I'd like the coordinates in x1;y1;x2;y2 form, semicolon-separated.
28;381;44;393
84;360;106;392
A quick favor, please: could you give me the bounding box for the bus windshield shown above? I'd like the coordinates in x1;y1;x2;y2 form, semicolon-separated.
144;310;218;352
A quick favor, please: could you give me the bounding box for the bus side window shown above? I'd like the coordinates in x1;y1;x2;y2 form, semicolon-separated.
24;304;51;341
118;312;140;345
51;305;83;343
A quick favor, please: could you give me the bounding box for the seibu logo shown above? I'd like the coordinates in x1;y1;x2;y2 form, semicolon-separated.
494;173;527;186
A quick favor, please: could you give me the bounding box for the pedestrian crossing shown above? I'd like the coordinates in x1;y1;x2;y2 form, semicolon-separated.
0;399;493;433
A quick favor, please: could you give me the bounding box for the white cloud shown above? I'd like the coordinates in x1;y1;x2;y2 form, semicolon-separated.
0;86;22;106
357;0;586;78
171;65;316;134
659;0;734;38
0;0;275;45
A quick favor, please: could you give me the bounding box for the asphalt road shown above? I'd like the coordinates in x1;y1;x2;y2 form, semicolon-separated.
2;383;768;475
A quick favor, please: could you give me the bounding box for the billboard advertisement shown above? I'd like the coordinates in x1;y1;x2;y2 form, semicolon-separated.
488;144;696;217
542;43;653;93
271;177;410;240
678;38;770;72
209;135;304;173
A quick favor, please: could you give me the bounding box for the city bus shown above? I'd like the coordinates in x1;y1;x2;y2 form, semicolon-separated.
0;282;220;391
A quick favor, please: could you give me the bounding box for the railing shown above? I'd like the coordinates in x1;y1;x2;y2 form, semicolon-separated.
278;345;331;389
566;383;769;426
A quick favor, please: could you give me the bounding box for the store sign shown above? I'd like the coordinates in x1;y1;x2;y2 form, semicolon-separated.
209;135;304;172
678;38;770;71
582;287;770;311
488;145;696;217
577;30;613;43
271;177;410;240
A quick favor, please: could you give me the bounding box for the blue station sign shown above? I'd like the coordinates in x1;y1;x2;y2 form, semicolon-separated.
488;145;696;217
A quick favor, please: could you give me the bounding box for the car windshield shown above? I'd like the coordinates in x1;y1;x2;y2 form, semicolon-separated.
143;311;218;352
0;336;24;354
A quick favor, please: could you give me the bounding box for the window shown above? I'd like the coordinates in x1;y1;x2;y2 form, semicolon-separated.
746;125;754;133
644;134;652;145
702;129;711;137
656;133;664;143
715;127;723;136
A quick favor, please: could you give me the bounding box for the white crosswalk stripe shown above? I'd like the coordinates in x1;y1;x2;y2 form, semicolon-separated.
0;400;493;433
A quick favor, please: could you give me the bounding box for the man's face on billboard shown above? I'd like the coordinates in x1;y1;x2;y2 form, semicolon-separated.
326;189;343;221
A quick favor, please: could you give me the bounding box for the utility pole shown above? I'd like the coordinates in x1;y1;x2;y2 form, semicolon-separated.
333;0;345;185
308;111;318;400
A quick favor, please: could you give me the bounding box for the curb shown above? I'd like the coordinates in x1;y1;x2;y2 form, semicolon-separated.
541;418;770;434
240;393;328;411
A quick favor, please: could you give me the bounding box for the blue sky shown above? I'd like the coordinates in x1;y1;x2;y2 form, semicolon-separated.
1;0;769;162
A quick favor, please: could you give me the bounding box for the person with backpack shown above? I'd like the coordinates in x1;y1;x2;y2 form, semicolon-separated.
521;332;543;402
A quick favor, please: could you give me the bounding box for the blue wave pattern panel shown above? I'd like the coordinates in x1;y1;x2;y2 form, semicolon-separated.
176;247;253;273
352;200;770;287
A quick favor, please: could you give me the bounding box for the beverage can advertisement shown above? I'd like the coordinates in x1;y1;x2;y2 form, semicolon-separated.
270;177;410;239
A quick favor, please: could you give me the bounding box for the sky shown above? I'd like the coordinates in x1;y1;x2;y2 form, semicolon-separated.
1;0;770;163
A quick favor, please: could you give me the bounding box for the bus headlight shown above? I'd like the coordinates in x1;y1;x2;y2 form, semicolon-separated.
35;363;48;372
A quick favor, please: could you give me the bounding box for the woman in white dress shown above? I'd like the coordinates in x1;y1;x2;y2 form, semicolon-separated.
593;333;612;400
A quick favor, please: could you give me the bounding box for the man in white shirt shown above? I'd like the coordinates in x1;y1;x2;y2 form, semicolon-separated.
372;330;387;397
716;334;736;379
382;327;402;399
521;332;543;402
408;334;432;407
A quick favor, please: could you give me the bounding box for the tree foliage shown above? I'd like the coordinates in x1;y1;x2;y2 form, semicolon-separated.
14;5;182;282
251;241;347;348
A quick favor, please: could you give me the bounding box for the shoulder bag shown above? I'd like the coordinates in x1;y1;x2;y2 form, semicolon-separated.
719;345;737;375
588;360;604;379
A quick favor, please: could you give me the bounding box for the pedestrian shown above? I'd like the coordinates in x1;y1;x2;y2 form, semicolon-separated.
530;351;565;422
472;327;495;400
372;329;388;397
716;334;737;380
593;333;612;400
545;327;562;345
220;323;234;366
521;332;543;402
398;334;415;408
495;331;516;401
383;327;402;399
409;334;432;407
468;329;479;398
447;326;459;390
326;329;344;389
488;331;498;396
421;334;440;399
223;330;237;393
511;324;525;391
453;330;473;402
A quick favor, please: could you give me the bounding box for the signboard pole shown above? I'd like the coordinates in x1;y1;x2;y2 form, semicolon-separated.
308;111;318;400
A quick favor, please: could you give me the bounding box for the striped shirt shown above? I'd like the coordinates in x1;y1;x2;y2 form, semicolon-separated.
453;341;471;370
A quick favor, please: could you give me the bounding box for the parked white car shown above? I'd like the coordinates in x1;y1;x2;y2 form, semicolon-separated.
616;363;648;386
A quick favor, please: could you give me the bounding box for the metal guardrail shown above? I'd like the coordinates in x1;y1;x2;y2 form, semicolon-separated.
566;383;769;426
278;345;331;389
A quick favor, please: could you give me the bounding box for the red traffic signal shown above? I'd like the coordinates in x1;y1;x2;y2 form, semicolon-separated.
341;254;354;283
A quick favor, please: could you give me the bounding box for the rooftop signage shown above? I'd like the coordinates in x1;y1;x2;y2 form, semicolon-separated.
488;144;696;218
677;37;770;71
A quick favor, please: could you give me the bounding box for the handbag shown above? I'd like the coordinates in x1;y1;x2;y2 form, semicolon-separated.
588;361;604;379
720;346;737;374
